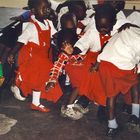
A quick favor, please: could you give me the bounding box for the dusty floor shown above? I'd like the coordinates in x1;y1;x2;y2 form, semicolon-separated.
0;87;140;140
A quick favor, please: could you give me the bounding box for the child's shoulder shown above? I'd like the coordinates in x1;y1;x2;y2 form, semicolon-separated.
22;21;36;31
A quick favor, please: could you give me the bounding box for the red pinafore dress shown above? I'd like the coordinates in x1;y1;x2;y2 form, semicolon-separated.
78;34;111;106
16;19;62;102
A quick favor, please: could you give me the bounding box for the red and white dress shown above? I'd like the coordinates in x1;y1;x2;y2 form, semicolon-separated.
16;16;62;102
97;27;140;98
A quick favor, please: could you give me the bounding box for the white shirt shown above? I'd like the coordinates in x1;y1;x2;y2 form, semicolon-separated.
57;7;95;31
111;11;131;35
74;28;101;55
18;15;57;45
127;11;140;27
74;11;131;55
97;27;140;70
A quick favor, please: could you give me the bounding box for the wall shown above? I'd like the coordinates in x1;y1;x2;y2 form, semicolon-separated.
0;0;140;10
0;0;28;8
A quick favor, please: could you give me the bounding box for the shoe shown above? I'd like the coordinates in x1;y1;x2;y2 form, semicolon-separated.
61;105;67;117
31;104;50;113
64;106;83;120
106;127;119;137
127;115;140;133
11;86;26;101
97;105;107;122
73;103;89;114
122;104;131;114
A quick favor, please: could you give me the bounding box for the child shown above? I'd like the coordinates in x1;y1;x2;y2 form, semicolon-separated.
10;0;58;28
46;12;86;120
8;0;62;112
46;28;85;120
46;5;117;120
96;25;140;137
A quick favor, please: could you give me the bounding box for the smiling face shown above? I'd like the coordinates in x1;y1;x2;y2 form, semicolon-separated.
32;0;51;21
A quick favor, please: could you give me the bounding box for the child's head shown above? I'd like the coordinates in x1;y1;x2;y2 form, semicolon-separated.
57;29;78;55
68;0;87;20
95;4;116;35
60;12;77;30
104;0;125;13
28;0;51;21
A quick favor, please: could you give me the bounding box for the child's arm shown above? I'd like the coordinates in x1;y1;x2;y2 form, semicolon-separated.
45;53;69;92
61;41;82;55
56;0;70;13
10;11;31;22
118;23;139;32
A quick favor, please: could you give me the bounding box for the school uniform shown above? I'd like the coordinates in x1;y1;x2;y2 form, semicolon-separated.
97;27;140;97
71;14;131;105
16;15;62;102
48;52;87;89
72;28;111;105
127;11;140;27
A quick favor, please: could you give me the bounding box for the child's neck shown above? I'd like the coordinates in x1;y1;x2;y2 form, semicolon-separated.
36;17;46;25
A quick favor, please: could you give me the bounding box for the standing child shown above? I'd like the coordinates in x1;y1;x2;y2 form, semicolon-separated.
96;25;140;137
8;0;62;112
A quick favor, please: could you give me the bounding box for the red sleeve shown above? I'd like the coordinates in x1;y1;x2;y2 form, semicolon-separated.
48;53;69;83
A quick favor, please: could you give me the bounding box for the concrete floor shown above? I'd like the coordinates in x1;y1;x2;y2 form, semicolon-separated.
0;87;140;140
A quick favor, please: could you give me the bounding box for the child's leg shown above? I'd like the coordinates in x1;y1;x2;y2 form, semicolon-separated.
127;84;140;127
106;96;118;137
61;87;83;120
67;87;79;105
10;66;26;101
31;90;50;113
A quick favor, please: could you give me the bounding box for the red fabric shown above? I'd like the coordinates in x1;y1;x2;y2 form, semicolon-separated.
99;34;111;47
16;19;62;102
75;34;111;105
98;61;138;97
48;52;86;82
65;64;87;88
98;0;105;4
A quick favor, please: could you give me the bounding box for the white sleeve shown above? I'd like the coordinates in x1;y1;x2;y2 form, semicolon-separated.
48;20;57;37
74;30;94;55
18;23;34;45
127;11;140;27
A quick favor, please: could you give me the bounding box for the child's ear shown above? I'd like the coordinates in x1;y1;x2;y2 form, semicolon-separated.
31;8;35;14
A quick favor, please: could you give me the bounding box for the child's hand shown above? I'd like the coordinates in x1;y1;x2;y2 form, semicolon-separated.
89;62;100;73
45;82;55;92
61;41;74;55
7;54;14;65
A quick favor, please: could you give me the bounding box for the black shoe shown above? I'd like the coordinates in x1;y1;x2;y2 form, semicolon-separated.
122;104;131;114
128;115;139;124
97;105;107;122
106;127;119;137
127;115;140;133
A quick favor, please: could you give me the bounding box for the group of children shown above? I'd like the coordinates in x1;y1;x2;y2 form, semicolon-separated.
1;0;139;138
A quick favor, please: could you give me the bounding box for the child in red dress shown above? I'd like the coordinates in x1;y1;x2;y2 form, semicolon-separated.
8;0;62;112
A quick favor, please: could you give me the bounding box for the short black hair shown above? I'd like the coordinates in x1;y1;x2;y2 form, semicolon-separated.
68;0;86;12
95;4;116;25
104;0;125;13
60;12;77;29
28;0;50;9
